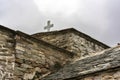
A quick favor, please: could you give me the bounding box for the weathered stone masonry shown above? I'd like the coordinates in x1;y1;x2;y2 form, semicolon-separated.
0;25;119;80
32;28;110;57
43;46;120;80
0;25;74;79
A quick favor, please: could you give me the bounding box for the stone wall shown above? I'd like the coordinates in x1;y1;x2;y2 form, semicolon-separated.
66;33;106;57
32;31;70;50
0;27;15;79
32;29;109;57
32;32;72;53
81;68;120;80
14;31;73;80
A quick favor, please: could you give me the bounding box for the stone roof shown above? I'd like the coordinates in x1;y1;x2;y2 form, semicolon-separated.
42;46;120;80
32;28;110;49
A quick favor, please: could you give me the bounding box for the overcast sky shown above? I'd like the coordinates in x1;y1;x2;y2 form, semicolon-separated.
0;0;120;46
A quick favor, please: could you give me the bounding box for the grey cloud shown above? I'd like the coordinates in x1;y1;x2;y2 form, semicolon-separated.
100;0;120;46
0;0;44;33
0;0;120;46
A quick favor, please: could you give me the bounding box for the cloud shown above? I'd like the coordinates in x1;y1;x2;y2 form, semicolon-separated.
100;0;120;46
34;0;80;15
0;0;120;46
0;0;43;33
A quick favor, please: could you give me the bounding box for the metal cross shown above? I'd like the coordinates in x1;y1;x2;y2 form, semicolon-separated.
44;20;54;32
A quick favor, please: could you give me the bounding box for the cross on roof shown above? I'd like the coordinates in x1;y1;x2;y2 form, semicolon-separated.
44;20;54;32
